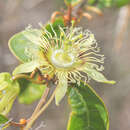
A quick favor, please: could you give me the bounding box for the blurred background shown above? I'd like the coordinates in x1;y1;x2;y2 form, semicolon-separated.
0;0;130;130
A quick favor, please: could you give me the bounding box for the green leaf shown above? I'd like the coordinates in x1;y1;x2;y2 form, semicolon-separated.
0;114;10;129
85;63;116;84
0;115;8;124
18;79;46;104
45;17;65;37
96;0;130;8
115;0;130;7
64;0;83;7
67;82;109;130
97;0;113;8
55;75;68;106
87;0;97;5
13;61;40;75
8;29;42;63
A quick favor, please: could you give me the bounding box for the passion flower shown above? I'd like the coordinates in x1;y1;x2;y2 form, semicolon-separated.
13;25;115;105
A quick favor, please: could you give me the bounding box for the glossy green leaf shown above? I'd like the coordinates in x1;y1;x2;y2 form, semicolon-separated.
64;0;83;6
67;82;109;130
55;75;68;106
18;79;46;104
13;61;40;75
8;29;42;63
0;115;8;124
85;63;116;84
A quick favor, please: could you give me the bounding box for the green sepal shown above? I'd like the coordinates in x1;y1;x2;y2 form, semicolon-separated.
18;78;46;104
67;82;109;130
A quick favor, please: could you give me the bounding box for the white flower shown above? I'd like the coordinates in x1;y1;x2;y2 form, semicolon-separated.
13;25;115;105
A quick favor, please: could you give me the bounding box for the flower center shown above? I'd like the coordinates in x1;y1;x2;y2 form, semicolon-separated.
50;49;75;68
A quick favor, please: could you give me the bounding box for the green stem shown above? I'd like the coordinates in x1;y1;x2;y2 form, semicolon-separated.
24;87;57;130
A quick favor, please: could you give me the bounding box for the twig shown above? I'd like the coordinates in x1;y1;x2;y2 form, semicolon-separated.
67;5;72;26
24;87;57;130
10;121;25;128
51;11;62;23
29;87;50;121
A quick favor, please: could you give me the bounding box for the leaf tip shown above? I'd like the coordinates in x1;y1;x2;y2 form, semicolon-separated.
105;80;116;85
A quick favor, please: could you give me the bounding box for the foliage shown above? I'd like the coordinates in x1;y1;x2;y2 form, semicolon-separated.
87;0;130;8
67;82;109;130
18;79;46;104
0;0;123;129
0;114;8;124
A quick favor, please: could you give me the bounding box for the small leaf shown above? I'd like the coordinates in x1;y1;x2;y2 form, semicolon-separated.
0;114;10;129
67;82;109;130
64;0;83;7
13;61;40;75
45;17;65;37
96;0;113;8
0;115;8;124
8;29;42;63
55;74;68;106
87;0;97;5
85;63;116;84
18;79;46;104
115;0;130;7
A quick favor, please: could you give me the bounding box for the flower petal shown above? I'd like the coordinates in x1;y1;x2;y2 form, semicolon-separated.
55;73;68;106
22;28;42;46
84;63;116;84
13;61;40;75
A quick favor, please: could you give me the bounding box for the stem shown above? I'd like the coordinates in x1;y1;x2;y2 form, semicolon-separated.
10;121;25;127
29;87;50;120
51;11;62;23
24;87;57;130
12;74;46;84
67;4;72;26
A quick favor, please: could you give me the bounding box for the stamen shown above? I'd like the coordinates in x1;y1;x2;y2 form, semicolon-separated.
50;24;58;44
